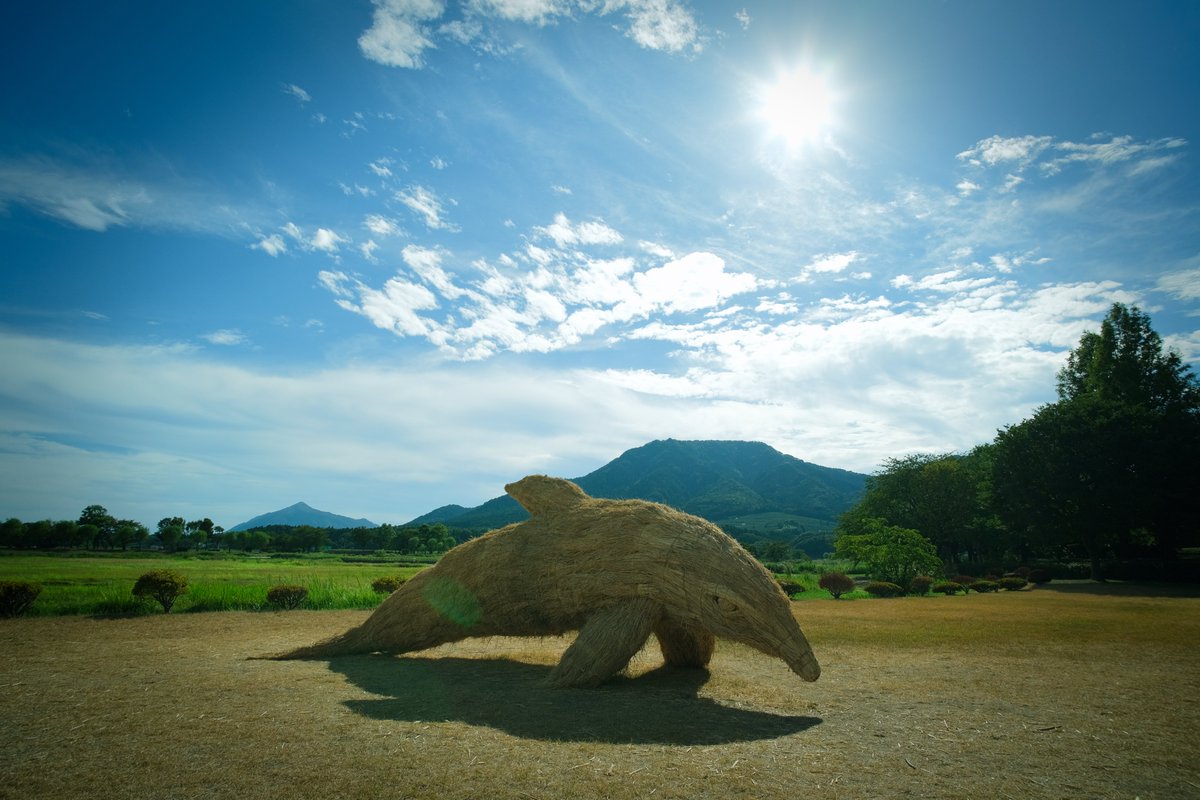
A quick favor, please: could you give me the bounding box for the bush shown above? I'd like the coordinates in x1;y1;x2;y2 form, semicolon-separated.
952;574;976;592
932;581;963;595
1028;568;1052;585
0;581;42;618
777;580;805;597
969;580;1000;593
864;581;904;598
908;575;934;595
1013;566;1032;578
818;572;855;599
998;576;1029;591
132;570;189;613
371;575;407;595
266;584;308;610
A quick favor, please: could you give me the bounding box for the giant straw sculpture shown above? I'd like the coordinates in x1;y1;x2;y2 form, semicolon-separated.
269;475;821;688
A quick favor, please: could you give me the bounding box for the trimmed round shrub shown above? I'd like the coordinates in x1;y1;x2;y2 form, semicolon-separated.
818;571;855;599
1013;566;1032;578
371;575;407;595
777;580;805;598
969;579;1000;593
908;575;934;595
1028;568;1052;585
932;581;963;595
864;581;904;598
998;576;1029;591
132;570;189;613
0;580;42;618
266;584;309;610
952;574;976;592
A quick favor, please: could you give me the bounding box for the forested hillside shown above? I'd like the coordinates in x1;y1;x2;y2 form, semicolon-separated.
407;439;867;556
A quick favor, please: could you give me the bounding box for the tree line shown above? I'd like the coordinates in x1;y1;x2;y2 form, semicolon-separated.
1;508;465;555
836;304;1200;581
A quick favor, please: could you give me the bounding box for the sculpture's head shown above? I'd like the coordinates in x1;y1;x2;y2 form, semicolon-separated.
673;528;821;682
505;475;588;517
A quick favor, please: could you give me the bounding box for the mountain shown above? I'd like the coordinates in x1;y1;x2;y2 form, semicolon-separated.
228;502;377;532
407;440;867;555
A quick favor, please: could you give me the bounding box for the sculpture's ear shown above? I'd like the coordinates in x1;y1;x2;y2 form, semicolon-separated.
505;475;588;516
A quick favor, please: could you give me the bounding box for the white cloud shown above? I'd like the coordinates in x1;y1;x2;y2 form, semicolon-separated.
615;0;702;53
957;134;1188;182
311;228;348;252
633;252;757;313
801;251;860;277
358;0;446;69
1042;134;1187;176
360;240;380;262
1156;266;1200;302
1001;173;1024;192
396;184;458;230
356;0;703;71
735;8;751;29
957;135;1054;169
470;0;568;25
537;212;623;247
368;159;395;178
0;156;287;243
402;244;469;299
282;83;311;104
253;233;287;257
364;213;403;237
430;156;448;170
639;241;674;259
202;329;248;346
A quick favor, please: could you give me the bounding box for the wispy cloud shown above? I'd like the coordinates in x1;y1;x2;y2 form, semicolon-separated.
536;213;623;247
357;0;702;70
0;155;264;235
202;329;248;346
282;83;312;104
396;184;458;231
358;0;445;69
252;233;287;257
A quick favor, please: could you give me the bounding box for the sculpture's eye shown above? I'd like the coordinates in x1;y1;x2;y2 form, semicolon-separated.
713;596;739;615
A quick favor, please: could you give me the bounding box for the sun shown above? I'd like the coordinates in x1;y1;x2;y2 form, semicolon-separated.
755;67;836;149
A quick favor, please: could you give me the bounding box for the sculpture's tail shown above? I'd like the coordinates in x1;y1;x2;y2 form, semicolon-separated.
252;626;377;660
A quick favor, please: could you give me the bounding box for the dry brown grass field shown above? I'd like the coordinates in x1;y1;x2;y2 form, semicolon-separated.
3;584;1198;799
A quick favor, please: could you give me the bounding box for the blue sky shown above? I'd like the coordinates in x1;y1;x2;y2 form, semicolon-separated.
2;0;1199;529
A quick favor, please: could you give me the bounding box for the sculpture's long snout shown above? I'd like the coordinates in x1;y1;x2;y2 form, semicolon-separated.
789;648;821;682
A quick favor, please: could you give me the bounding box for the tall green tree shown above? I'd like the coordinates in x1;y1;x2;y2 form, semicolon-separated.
78;505;117;549
992;304;1200;578
836;449;1002;564
1057;303;1200;412
835;517;942;587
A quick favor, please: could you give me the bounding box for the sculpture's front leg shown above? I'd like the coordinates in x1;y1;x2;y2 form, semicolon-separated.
547;598;661;688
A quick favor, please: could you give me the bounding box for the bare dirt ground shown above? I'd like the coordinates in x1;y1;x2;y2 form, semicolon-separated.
2;584;1198;799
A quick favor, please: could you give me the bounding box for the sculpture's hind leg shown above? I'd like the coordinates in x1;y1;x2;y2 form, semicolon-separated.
548;599;660;688
653;617;715;668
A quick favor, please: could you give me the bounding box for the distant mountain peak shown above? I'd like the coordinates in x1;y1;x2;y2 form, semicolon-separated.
228;502;376;532
404;439;866;556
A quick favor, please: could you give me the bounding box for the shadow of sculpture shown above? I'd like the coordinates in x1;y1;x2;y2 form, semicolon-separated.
330;654;821;745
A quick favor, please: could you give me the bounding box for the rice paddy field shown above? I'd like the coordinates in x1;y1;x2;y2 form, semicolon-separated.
2;575;1198;799
0;551;428;615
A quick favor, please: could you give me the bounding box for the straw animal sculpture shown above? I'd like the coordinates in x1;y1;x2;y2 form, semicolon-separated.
268;475;821;688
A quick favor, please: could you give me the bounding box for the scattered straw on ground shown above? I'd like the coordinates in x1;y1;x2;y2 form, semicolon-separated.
2;584;1198;799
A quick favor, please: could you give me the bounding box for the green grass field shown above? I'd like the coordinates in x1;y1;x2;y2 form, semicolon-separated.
0;551;429;615
3;551;875;616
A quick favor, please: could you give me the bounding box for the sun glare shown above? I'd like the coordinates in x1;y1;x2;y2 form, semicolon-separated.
756;67;835;149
